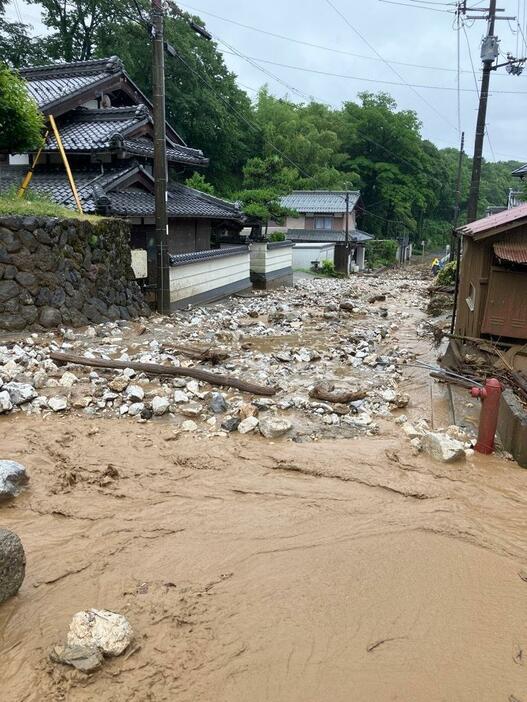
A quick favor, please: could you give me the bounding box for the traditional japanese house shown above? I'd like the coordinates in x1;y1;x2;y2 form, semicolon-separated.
455;203;527;341
0;56;245;283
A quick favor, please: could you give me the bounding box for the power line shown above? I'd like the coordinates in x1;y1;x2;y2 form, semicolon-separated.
378;0;455;11
178;2;472;75
323;0;459;132
169;47;410;227
222;49;527;94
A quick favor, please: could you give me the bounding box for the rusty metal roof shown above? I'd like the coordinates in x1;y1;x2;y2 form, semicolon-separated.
458;203;527;238
494;239;527;264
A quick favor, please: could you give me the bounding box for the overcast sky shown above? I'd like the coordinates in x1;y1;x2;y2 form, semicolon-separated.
6;0;527;163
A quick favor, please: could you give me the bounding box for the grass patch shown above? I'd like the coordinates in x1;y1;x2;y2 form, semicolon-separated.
0;189;101;221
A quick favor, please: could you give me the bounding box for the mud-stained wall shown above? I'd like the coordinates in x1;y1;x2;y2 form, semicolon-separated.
0;215;150;332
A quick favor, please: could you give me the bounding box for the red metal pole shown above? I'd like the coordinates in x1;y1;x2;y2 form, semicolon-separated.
470;378;503;455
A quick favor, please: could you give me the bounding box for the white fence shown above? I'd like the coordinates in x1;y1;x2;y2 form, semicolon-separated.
169;246;251;309
250;241;294;288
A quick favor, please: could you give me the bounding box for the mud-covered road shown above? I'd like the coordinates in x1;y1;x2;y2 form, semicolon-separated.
1;271;527;702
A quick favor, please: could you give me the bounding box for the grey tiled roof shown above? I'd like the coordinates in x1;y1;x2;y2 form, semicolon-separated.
0;166;243;220
41;106;208;166
110;183;243;219
19;57;124;110
287;229;372;243
170;246;249;267
280;190;361;214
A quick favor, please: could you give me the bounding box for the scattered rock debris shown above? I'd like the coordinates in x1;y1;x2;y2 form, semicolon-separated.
0;274;429;442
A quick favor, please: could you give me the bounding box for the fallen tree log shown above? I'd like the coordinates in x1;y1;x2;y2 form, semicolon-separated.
50;351;277;397
161;344;229;365
309;382;367;404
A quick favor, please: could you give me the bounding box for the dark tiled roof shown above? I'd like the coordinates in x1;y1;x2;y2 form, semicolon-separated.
118;137;208;166
19;57;124;110
280;190;361;214
170;246;249;267
287;229;372;243
0;166;243;221
42;106;208;166
111;183;243;219
45;106;149;151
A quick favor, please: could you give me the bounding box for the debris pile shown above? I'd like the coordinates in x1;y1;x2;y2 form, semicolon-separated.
0;275;428;441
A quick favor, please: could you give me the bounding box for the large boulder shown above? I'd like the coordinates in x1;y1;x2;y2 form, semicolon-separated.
0;529;25;604
0;460;29;500
422;432;466;463
67;609;133;657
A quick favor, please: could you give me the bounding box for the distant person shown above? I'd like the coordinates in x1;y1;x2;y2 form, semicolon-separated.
431;258;440;276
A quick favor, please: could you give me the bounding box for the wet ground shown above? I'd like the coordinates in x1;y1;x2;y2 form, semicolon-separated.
1;268;527;702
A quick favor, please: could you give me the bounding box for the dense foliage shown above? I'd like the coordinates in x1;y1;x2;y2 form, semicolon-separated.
364;240;398;269
0;63;44;152
0;1;522;245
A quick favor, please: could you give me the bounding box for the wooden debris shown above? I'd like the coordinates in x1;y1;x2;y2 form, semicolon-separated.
309;382;367;404
50;352;277;397
368;294;386;304
162;344;229;365
339;302;356;312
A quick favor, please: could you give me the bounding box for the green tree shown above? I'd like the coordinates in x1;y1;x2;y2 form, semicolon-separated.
0;64;44;152
235;188;293;223
0;2;47;67
185;172;215;195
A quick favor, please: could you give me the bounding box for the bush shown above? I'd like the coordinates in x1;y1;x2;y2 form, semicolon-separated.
365;239;398;269
316;259;338;277
436;260;457;286
0;189;99;220
269;231;286;242
0;64;44;152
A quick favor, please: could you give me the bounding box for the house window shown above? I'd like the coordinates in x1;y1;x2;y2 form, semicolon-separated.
314;216;333;230
466;282;476;312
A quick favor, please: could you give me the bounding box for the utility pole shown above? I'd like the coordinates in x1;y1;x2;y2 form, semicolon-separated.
461;1;525;222
151;0;171;314
466;0;497;222
345;190;350;247
450;131;465;261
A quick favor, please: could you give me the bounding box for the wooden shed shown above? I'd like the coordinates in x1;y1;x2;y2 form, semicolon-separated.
455;204;527;341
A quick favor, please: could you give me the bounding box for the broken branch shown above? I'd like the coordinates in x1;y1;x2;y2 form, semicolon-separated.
50;352;277;397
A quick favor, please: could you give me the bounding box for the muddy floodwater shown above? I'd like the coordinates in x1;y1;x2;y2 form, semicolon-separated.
1;271;527;701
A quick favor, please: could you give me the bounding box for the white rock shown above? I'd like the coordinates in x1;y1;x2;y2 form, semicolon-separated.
181;420;198;432
422;432;466;464
0;390;12;414
180;402;202;418
0;460;28;500
352;413;372;427
402;423;421;439
48;396;68;412
128;403;144;417
381;389;397;403
259;417;293;439
4;382;37;406
238;416;259;434
109;376;129;393
152;396;170;416
59;371;78;388
125;385;144;402
173;390;189;404
67;609;133;657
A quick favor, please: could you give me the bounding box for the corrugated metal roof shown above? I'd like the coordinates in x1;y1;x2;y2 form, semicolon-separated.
457;202;527;237
494;239;527;264
280;190;360;214
512;164;527;178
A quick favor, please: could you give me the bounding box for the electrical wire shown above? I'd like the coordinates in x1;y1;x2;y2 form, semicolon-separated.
221;49;527;95
178;1;473;75
323;0;459;132
378;0;455;11
169;47;409;228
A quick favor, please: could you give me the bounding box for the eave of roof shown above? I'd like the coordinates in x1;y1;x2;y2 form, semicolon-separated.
494;238;527;264
457;202;527;240
286;228;372;243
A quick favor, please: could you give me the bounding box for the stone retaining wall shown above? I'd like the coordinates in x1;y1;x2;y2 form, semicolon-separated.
0;215;149;332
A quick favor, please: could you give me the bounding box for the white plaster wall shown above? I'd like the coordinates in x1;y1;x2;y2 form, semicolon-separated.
250;244;293;275
293;244;334;269
170;252;250;303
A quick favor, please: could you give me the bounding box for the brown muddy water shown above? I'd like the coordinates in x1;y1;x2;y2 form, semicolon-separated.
1;414;527;701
